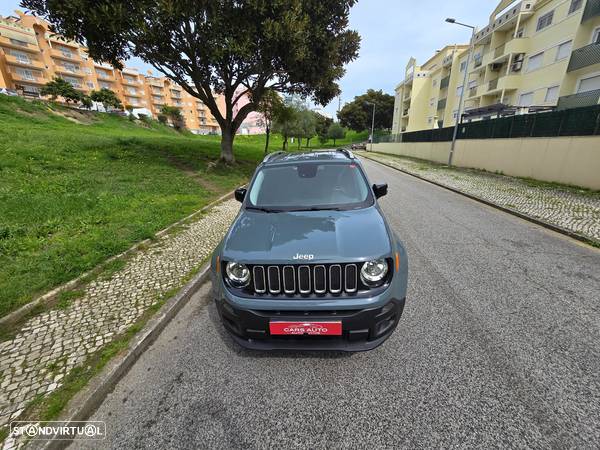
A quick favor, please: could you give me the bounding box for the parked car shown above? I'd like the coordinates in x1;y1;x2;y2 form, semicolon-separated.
351;142;367;150
0;88;19;96
211;149;408;351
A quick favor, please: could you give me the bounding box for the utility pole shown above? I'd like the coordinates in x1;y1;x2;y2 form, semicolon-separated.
365;101;376;152
445;18;477;166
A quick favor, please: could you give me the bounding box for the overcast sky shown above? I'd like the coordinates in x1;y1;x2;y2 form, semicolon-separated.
2;0;495;116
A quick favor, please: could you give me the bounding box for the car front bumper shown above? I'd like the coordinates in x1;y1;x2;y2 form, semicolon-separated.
215;296;405;352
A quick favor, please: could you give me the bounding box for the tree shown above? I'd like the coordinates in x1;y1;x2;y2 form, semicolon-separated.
257;90;283;154
327;122;346;145
124;104;134;120
295;109;316;149
90;88;122;111
338;89;395;132
80;95;93;109
40;77;80;103
160;105;185;130
24;0;360;163
315;113;334;144
272;102;301;151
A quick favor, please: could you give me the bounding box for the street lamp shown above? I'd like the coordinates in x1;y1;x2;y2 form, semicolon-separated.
365;101;375;151
445;17;477;166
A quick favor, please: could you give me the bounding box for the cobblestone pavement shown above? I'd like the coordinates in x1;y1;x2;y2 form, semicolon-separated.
358;151;600;243
0;199;240;446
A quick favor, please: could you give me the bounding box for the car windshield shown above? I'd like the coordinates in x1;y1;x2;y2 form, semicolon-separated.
246;162;373;211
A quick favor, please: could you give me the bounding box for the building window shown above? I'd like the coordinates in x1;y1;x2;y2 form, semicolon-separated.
64;62;79;73
60;47;74;58
459;61;467;72
544;86;559;103
577;74;600;93
527;52;544;72
556;41;572;61
21;84;40;94
64;76;81;88
568;0;583;14
10;50;30;64
456;86;463;97
86;81;94;89
16;68;35;81
519;91;534;106
10;38;29;47
452;110;458;119
429;98;435;106
593;27;600;44
536;11;554;31
99;82;111;89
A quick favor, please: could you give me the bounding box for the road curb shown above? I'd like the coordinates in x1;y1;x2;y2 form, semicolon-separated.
33;262;212;450
360;152;600;248
0;189;236;327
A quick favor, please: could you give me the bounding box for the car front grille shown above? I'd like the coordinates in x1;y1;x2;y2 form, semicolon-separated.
251;264;359;296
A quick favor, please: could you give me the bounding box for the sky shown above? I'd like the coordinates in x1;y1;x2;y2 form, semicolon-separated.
2;0;495;117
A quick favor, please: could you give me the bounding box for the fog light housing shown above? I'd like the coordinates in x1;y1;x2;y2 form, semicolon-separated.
360;258;388;286
225;261;250;287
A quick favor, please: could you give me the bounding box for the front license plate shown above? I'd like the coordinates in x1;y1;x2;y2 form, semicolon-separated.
269;321;342;336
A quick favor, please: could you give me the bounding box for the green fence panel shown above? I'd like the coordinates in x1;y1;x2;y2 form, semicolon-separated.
394;105;600;143
559;107;600;136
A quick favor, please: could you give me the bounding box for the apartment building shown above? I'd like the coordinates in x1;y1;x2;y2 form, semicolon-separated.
392;0;600;134
392;46;469;133
0;10;221;134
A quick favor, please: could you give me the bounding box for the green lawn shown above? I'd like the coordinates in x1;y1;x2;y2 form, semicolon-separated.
0;95;368;318
0;96;250;318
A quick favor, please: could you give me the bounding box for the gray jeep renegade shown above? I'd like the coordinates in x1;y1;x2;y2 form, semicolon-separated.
211;150;408;351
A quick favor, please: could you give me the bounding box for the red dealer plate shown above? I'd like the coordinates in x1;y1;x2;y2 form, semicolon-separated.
269;321;342;336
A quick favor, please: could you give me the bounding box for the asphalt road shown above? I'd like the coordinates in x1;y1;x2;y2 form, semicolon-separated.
78;158;600;449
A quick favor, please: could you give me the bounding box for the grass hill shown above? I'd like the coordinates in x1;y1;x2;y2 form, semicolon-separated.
0;95;367;317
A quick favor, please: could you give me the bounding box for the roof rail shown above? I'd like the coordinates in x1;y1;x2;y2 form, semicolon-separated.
263;151;285;163
336;148;355;159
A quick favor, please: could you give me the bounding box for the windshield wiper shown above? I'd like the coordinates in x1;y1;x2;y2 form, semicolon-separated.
245;206;283;213
288;207;344;212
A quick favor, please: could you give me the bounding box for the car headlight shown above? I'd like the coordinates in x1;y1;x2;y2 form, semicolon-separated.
225;261;250;287
360;258;389;286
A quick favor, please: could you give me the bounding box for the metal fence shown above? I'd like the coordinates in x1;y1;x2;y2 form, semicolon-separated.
378;105;600;143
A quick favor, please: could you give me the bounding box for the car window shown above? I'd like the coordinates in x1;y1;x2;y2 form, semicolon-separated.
247;162;373;211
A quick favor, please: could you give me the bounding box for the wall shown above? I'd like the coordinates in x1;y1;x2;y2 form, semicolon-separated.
372;136;600;190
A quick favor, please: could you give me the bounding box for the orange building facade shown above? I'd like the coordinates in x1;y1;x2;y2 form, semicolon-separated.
0;11;221;134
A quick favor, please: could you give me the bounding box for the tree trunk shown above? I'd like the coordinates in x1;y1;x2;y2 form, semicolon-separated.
333;138;336;145
220;125;235;163
283;135;288;151
297;137;302;149
264;126;270;154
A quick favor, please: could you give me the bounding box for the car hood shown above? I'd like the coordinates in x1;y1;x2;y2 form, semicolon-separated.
222;207;392;264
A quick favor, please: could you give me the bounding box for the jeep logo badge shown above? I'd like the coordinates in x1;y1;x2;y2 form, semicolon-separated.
293;253;314;260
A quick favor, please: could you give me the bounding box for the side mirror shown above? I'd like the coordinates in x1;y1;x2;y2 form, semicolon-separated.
234;188;247;203
373;183;388;199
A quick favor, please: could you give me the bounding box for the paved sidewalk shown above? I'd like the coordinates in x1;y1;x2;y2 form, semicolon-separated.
358;151;600;243
0;199;240;442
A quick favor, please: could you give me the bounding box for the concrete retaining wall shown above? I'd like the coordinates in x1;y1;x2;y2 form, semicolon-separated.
372;136;600;190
